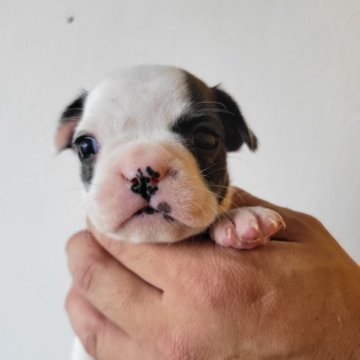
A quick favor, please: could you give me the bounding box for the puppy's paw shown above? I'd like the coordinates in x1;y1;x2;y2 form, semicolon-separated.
210;206;285;249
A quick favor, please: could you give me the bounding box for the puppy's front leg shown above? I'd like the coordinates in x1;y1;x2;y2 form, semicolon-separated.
72;337;94;360
210;206;285;249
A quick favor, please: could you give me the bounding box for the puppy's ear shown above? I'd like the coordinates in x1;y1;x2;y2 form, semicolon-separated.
213;87;257;152
55;92;87;152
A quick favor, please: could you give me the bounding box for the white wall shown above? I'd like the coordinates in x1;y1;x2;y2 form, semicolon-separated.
1;1;359;359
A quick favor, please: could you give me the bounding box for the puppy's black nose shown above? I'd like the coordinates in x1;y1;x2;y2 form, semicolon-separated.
130;167;160;201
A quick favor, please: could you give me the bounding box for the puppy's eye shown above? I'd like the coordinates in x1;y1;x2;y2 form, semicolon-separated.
193;130;219;149
74;136;99;160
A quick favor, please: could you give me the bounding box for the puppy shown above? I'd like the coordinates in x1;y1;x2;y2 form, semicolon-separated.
56;65;284;360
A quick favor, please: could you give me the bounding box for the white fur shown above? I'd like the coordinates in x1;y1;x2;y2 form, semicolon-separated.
76;65;190;142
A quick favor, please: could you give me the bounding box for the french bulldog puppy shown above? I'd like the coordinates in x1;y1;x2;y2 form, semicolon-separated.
56;65;284;360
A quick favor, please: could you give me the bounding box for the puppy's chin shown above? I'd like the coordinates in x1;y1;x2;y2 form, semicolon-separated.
90;212;209;243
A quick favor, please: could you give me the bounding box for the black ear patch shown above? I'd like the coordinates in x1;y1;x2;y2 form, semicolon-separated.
55;91;87;151
212;87;257;152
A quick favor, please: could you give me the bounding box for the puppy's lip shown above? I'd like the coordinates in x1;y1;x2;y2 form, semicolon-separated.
113;206;175;232
134;206;175;221
134;206;159;216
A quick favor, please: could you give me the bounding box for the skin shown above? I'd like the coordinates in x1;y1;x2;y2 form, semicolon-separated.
66;189;360;359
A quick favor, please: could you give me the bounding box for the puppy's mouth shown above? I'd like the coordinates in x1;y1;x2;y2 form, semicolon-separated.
134;206;158;215
134;206;175;221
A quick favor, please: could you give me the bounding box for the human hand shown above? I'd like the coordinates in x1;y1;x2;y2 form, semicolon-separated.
66;189;360;359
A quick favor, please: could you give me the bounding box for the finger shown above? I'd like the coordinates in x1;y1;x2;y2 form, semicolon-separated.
89;219;242;287
66;288;160;360
66;231;165;339
88;220;210;288
231;188;319;241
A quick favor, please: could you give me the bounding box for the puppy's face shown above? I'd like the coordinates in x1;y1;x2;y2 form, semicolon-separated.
56;65;257;243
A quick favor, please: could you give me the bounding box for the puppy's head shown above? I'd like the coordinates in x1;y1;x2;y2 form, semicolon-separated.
56;65;257;243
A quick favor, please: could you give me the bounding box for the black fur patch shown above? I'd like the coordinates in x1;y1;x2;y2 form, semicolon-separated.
59;92;96;187
172;72;257;203
212;87;258;151
172;113;229;203
157;201;171;214
59;91;88;150
60;92;87;124
80;158;95;188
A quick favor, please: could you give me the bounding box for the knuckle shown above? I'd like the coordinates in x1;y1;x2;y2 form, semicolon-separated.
72;255;104;293
66;231;108;294
116;287;135;313
65;292;105;358
82;331;98;357
66;230;89;255
102;286;131;317
112;283;147;318
80;319;103;358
